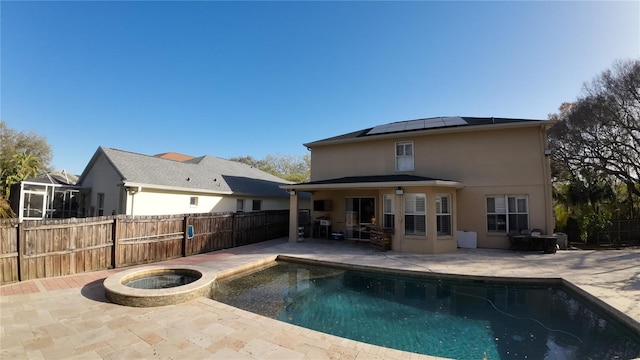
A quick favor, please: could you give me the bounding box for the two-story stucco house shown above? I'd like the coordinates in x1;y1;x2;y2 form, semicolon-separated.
79;147;308;216
283;116;555;254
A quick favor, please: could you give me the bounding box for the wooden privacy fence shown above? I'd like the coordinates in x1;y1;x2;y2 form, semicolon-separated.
0;210;289;285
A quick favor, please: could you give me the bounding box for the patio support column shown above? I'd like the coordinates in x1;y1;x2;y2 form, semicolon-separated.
288;190;299;242
393;192;404;251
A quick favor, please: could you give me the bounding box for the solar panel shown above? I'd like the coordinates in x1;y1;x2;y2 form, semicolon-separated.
366;117;467;135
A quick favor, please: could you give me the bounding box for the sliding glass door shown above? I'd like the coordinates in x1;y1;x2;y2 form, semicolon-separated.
345;197;376;240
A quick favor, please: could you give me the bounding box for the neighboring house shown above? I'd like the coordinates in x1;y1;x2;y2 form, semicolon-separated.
78;147;308;216
283;116;555;254
12;169;84;222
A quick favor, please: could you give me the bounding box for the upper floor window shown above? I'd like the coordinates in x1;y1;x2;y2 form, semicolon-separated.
395;141;414;172
487;195;528;233
190;196;198;207
436;194;452;236
404;193;426;236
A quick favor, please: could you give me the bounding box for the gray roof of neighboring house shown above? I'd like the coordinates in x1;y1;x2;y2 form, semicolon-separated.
26;170;79;186
305;116;551;147
79;147;296;198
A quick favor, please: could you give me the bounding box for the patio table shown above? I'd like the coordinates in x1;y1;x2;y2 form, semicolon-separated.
511;234;558;253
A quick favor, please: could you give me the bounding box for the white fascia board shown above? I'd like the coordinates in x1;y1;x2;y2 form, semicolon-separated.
280;180;465;191
122;182;233;195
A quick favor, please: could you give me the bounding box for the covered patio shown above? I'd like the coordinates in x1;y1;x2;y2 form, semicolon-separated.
282;175;465;254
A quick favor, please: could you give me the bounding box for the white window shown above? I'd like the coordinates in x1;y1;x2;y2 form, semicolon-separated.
97;193;105;216
404;193;426;236
395;141;414;172
190;196;198;207
252;199;262;211
236;199;245;212
436;194;452;236
383;194;394;228
486;195;528;233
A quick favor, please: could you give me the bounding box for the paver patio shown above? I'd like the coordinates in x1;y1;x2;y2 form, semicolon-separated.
1;238;639;359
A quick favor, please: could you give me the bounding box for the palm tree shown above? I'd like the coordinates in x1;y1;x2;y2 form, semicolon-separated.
3;152;41;199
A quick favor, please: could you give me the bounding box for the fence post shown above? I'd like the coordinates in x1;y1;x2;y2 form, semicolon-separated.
183;215;189;257
17;221;23;282
112;217;119;269
232;213;237;248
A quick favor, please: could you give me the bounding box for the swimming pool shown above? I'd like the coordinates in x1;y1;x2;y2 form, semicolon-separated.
212;259;640;359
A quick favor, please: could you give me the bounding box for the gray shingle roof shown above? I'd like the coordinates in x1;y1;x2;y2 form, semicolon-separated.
301;175;446;185
82;147;293;198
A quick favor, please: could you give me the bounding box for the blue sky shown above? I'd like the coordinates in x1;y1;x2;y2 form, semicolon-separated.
2;1;638;175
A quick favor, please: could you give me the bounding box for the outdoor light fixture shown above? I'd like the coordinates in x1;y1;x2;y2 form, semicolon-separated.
288;190;296;196
544;149;552;156
395;187;404;195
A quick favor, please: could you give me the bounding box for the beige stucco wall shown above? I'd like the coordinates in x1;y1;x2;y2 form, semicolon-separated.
125;190;297;216
308;125;553;250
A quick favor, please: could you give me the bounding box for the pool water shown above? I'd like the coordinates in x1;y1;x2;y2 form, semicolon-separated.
212;261;640;359
123;273;198;289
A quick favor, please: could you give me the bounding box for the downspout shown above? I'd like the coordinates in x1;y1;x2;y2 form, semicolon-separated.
539;126;554;235
127;186;141;216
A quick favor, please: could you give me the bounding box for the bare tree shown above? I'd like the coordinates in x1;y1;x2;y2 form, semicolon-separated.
549;59;640;197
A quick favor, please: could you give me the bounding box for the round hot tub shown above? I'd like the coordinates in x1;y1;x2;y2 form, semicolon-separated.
104;265;215;307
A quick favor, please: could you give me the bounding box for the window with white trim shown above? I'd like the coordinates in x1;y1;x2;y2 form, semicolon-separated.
236;199;244;212
395;141;414;171
97;193;105;216
436;194;451;236
383;194;394;228
404;193;426;236
190;196;198;207
486;195;528;233
252;199;262;211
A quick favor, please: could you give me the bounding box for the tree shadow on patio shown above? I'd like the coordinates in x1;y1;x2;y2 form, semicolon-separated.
80;279;110;303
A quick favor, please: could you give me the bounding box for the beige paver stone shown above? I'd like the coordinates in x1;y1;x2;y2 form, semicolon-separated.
22;334;53;351
68;350;103;359
1;346;28;359
329;344;361;358
106;315;136;330
25;349;45;359
93;344;117;358
139;331;165;345
207;335;247;352
67;326;115;348
302;345;344;360
355;350;386;360
211;346;254;359
101;347;146;360
240;338;305;360
228;325;268;344
171;338;195;350
33;322;78;339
